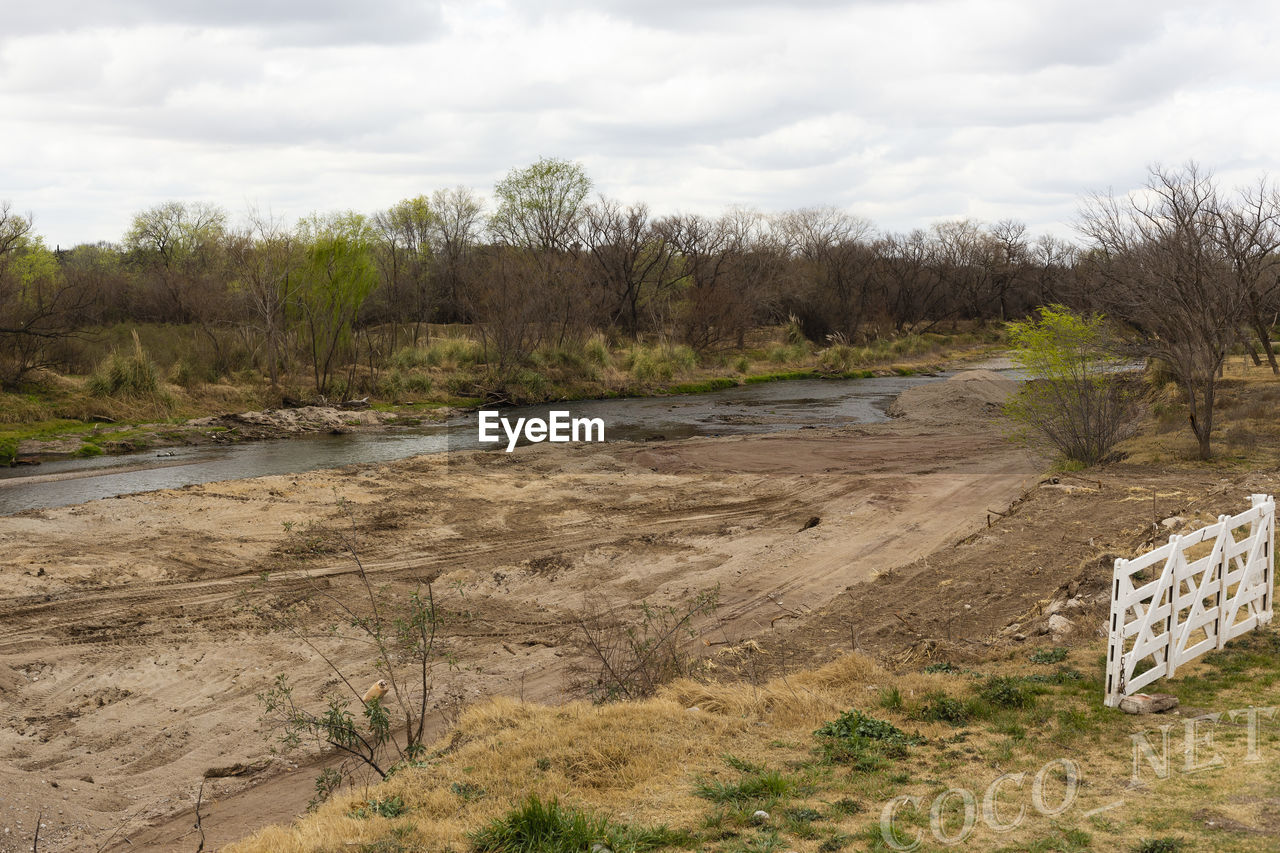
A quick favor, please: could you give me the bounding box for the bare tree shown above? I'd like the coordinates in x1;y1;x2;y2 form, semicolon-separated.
125;201;234;373
465;247;549;376
229;211;299;393
372;195;436;346
988;219;1032;321
1077;162;1248;459
580;198;680;337
930;219;998;324
655;211;754;351
879;229;951;332
1029;234;1079;308
429;186;485;324
1213;177;1280;374
776;206;877;341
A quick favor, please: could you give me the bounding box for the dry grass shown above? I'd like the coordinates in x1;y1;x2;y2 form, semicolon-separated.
1119;358;1280;469
222;631;1280;853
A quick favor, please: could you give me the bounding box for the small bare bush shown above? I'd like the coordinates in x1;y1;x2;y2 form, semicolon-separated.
571;587;720;701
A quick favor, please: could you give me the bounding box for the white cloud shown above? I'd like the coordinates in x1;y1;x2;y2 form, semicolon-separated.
3;0;1280;245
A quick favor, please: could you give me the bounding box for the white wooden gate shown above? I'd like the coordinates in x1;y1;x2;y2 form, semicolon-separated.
1105;494;1275;707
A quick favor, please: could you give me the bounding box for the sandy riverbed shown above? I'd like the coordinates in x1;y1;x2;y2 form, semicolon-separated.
0;371;1044;852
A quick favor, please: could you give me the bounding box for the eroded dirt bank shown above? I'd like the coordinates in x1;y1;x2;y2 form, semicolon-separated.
0;372;1044;852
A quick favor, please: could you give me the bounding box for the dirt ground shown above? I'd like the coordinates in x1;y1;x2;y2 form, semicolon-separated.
3;369;1268;852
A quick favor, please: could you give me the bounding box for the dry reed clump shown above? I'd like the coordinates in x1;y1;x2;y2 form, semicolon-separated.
223;653;899;853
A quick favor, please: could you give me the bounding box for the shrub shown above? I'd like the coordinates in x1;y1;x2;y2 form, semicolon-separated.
1004;306;1142;466
783;314;807;346
816;708;913;745
814;708;921;767
913;692;969;725
348;795;407;820
380;369;433;398
87;330;165;399
626;344;698;383
1134;839;1185;853
816;344;855;374
572;587;719;701
583;335;612;368
0;436;16;467
257;500;459;802
766;343;808;364
446;371;481;398
396;336;482;370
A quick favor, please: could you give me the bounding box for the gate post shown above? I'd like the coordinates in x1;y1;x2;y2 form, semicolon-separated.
1166;535;1182;678
1216;514;1229;650
1254;495;1275;622
1105;557;1126;708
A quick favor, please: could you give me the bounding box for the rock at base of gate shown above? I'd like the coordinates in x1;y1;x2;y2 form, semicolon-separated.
1119;693;1179;715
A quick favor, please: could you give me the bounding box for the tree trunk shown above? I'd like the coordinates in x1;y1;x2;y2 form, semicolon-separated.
1186;377;1215;460
1252;317;1279;374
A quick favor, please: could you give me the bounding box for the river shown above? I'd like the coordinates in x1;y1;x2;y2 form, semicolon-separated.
0;370;1003;515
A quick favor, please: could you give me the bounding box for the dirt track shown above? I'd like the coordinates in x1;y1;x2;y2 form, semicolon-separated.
0;372;1045;852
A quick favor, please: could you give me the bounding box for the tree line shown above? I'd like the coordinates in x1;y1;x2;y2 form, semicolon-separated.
2;160;1278;453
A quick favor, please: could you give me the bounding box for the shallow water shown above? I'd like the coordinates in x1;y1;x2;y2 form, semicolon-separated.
0;371;988;515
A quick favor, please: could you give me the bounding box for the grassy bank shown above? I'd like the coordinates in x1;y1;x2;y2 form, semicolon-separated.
225;632;1280;853
0;325;1003;460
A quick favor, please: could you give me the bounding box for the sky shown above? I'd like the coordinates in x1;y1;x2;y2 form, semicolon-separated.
4;0;1280;248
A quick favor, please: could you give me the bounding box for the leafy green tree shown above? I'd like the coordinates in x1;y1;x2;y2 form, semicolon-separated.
124;200;229;323
0;203;88;387
295;211;378;396
1004;305;1142;466
490;157;592;252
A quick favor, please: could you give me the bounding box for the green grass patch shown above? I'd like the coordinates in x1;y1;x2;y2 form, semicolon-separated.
992;825;1092;852
666;378;739;394
743;370;820;384
1030;647;1069;665
695;769;799;804
911;692;970;726
472;794;691;853
1132;839;1185;853
977;675;1039;709
814;708;922;768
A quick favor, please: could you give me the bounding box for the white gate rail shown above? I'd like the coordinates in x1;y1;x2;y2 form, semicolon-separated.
1105;494;1275;708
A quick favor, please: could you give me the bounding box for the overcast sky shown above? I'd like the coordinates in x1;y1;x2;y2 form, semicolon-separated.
4;0;1280;247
